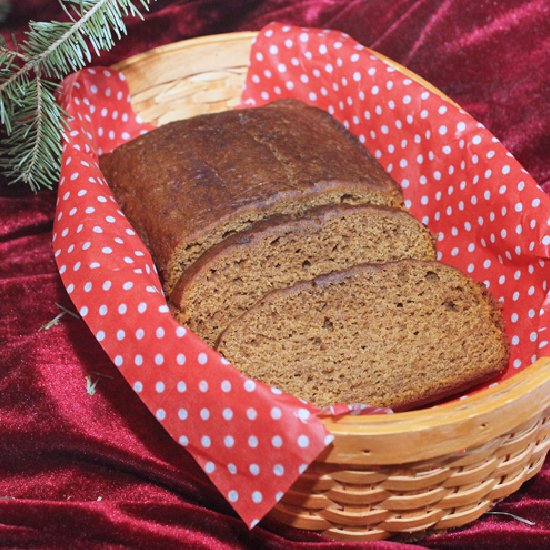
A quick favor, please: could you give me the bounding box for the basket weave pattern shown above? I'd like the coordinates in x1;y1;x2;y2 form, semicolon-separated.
272;412;550;540
115;34;251;125
113;32;550;541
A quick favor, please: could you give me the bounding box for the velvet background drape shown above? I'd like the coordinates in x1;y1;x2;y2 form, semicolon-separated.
1;1;549;548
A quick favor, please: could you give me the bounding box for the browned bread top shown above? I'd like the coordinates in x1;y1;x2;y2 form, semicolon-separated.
217;260;509;410
99;100;403;291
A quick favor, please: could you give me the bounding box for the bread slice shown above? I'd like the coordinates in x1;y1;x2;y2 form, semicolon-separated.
99;100;403;293
217;260;508;410
172;204;436;346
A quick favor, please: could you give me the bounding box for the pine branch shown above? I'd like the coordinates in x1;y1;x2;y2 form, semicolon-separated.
0;45;27;62
38;302;80;331
1;76;66;190
0;0;154;191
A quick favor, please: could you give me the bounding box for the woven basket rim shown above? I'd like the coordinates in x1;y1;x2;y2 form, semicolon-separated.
113;31;259;72
111;31;550;463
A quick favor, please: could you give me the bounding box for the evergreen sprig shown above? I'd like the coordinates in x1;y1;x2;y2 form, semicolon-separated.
0;0;153;191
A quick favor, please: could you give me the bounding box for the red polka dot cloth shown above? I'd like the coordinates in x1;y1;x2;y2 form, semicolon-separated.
55;70;338;528
241;23;550;378
53;23;549;527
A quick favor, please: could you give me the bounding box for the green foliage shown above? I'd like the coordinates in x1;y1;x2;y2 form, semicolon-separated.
0;0;153;191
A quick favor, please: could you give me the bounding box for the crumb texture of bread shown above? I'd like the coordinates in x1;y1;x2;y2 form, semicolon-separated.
173;204;436;345
99;100;403;292
217;260;508;409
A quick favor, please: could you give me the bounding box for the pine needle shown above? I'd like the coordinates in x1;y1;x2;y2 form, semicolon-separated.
0;0;154;191
86;371;113;395
85;375;99;395
38;302;80;331
485;511;535;526
91;371;113;379
56;302;80;318
38;311;65;331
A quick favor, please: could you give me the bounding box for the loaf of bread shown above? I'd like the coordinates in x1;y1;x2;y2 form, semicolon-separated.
217;260;508;410
101;99;508;410
172;204;436;346
99;100;403;293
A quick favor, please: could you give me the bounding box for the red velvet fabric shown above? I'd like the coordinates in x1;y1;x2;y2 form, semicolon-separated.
1;1;549;548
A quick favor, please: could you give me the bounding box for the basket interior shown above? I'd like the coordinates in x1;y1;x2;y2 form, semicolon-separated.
112;31;550;460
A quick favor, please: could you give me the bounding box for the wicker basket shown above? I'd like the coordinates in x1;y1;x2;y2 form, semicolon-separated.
113;32;550;542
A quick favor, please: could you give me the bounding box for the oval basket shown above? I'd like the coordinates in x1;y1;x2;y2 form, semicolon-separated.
113;32;550;542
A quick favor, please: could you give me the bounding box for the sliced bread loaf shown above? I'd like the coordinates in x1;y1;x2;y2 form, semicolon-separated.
172;204;436;345
217;260;508;410
99;100;403;293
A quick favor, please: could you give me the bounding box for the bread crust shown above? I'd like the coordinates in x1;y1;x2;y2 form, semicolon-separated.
99;100;403;291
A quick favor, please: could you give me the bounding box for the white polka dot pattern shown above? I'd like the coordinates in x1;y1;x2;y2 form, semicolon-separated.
53;24;550;527
241;23;550;385
54;66;331;528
